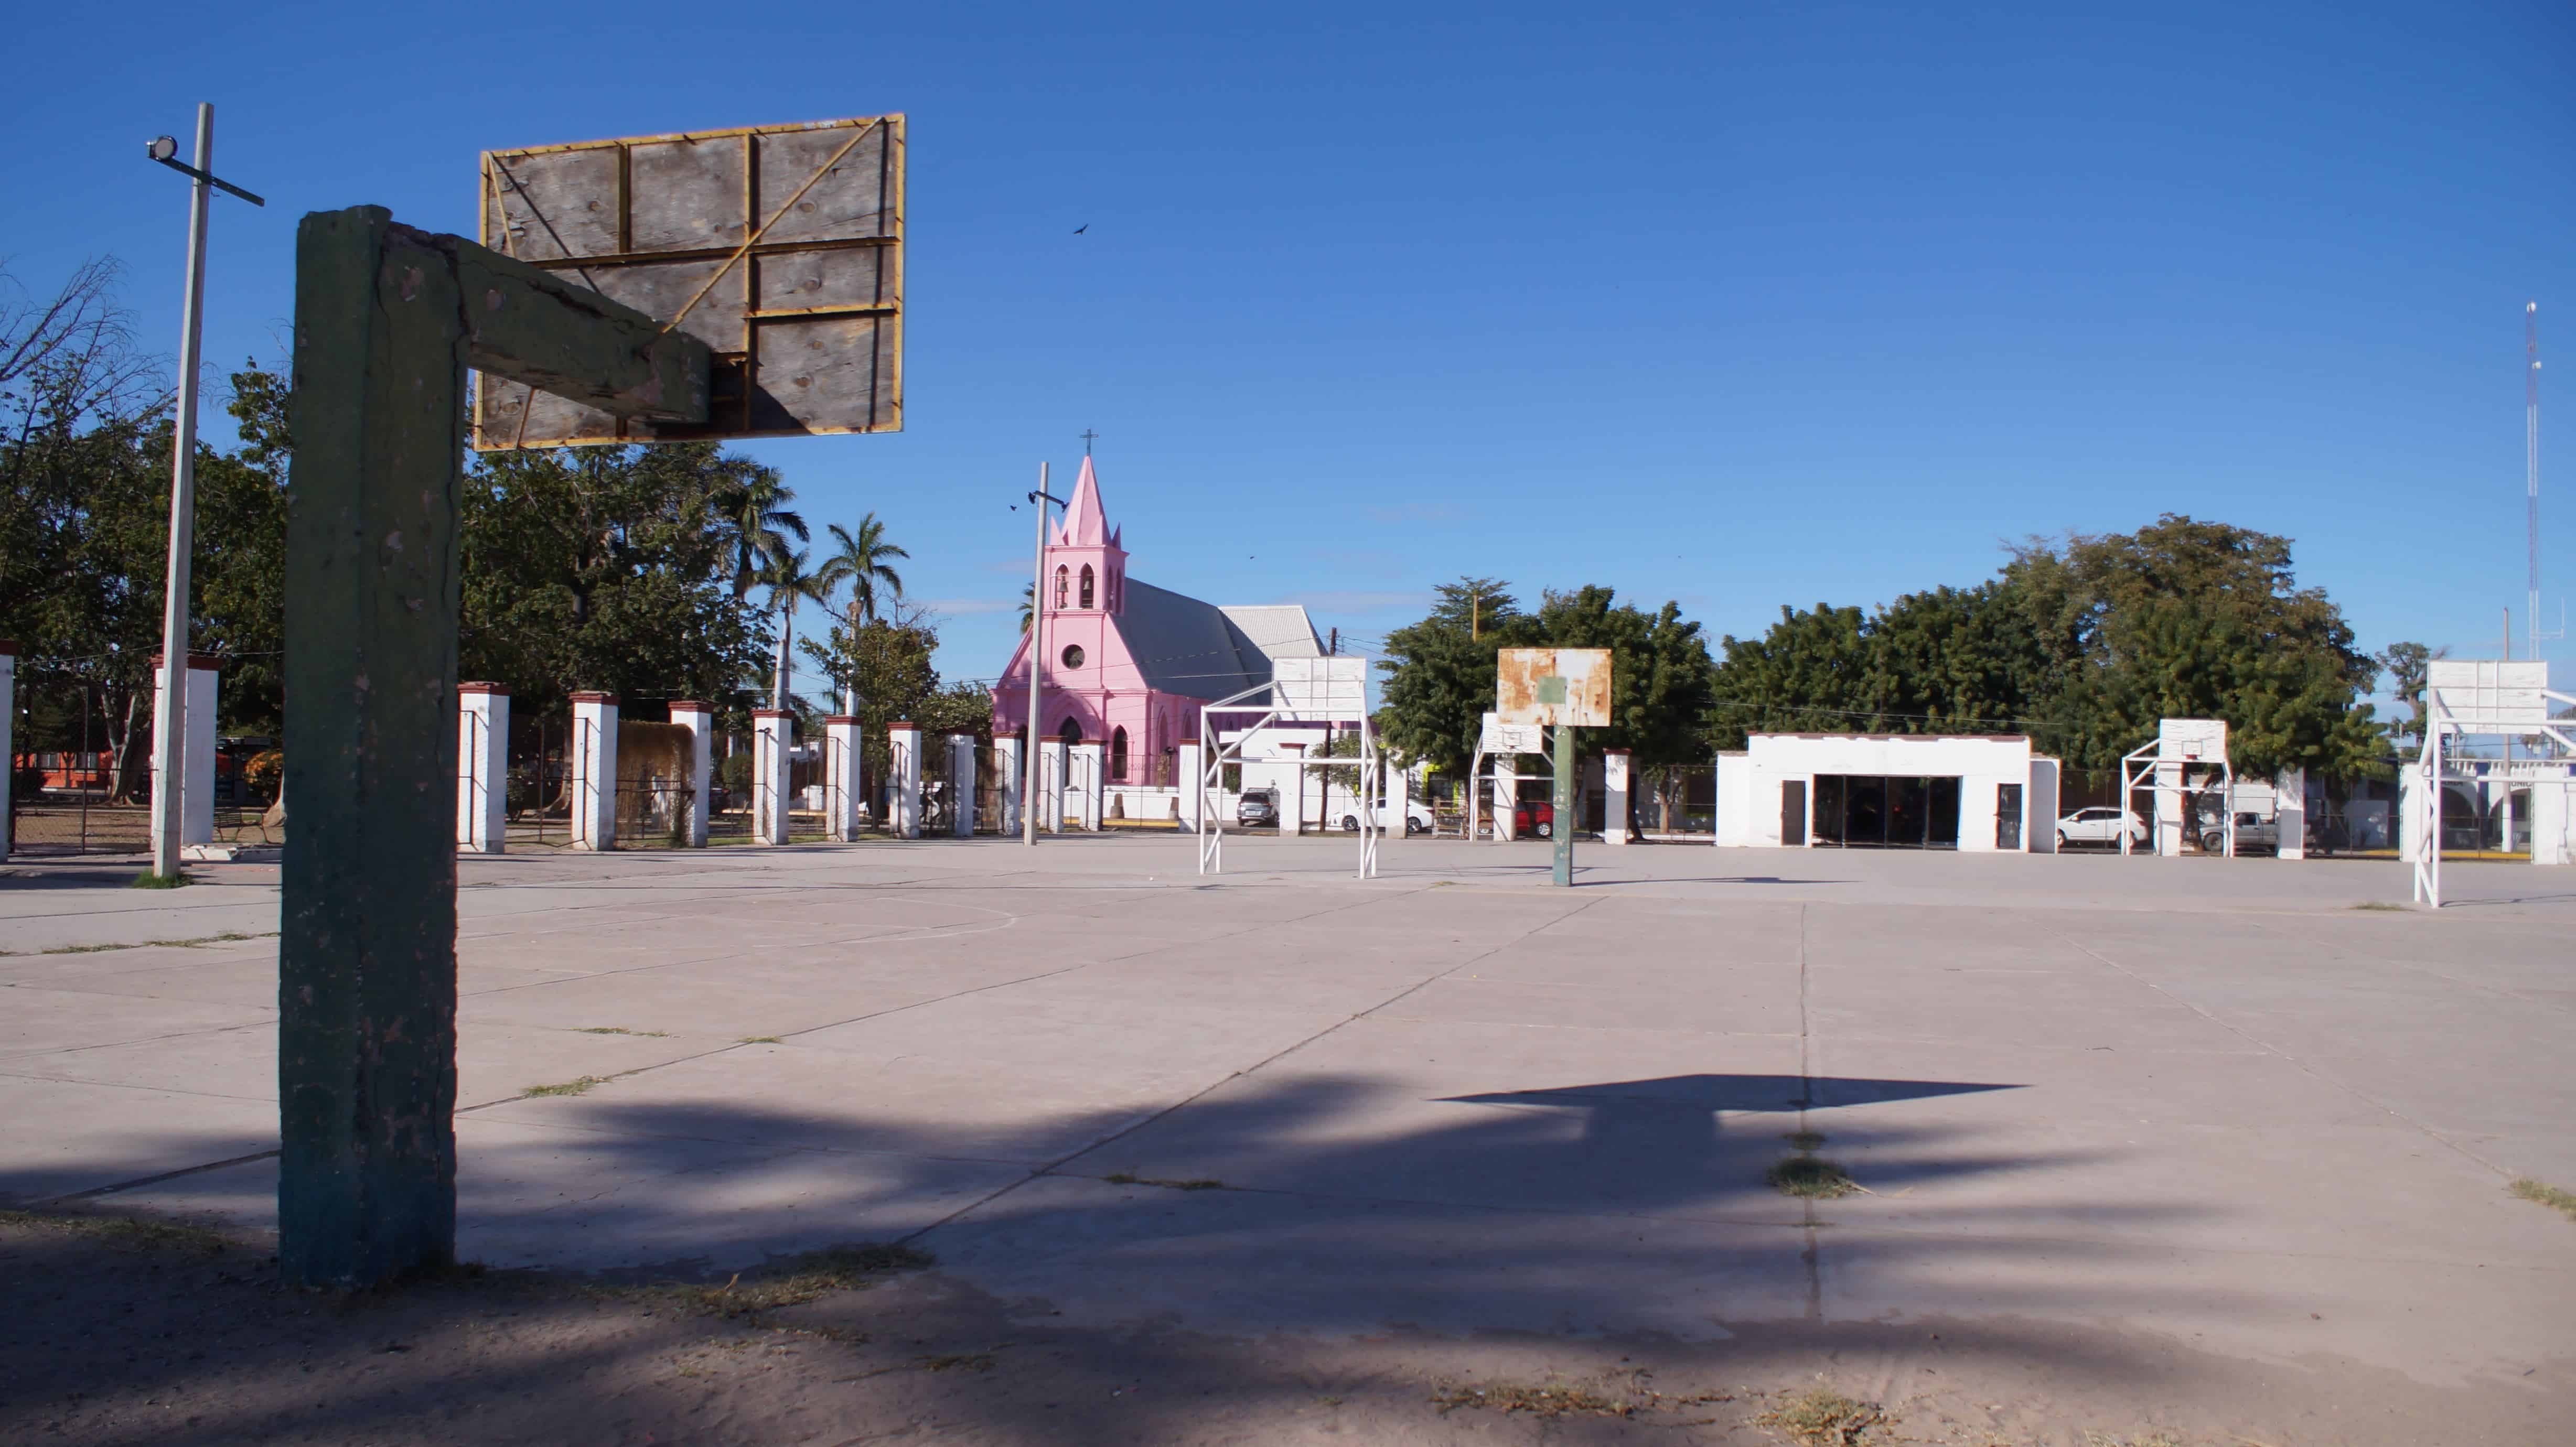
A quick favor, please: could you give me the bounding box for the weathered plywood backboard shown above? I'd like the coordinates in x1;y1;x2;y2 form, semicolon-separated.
1496;648;1612;728
475;114;904;449
2155;717;2228;762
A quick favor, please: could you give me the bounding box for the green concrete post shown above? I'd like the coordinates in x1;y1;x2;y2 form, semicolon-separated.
279;206;711;1287
1552;722;1576;887
278;207;467;1286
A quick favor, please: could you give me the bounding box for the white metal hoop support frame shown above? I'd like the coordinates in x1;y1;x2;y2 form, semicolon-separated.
2118;740;2235;859
2412;675;2576;909
1194;668;1382;880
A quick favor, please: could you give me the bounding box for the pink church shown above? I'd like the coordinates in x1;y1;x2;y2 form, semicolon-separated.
990;458;1323;787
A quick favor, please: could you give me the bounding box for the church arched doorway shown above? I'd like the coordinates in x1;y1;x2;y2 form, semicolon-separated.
1110;726;1129;781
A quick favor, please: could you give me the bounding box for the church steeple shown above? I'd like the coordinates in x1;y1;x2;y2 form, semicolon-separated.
1056;455;1120;549
1046;455;1128;614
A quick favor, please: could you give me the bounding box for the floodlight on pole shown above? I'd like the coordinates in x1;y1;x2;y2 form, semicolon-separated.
144;103;262;880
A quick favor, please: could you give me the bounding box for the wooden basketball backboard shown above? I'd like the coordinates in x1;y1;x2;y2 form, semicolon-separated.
1496;648;1612;728
474;114;904;449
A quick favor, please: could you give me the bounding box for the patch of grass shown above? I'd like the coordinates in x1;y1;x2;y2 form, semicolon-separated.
1101;1172;1227;1191
575;1027;670;1037
2349;901;2408;911
737;1035;783;1045
2084;1433;2185;1447
1783;1130;1828;1151
1754;1385;1887;1445
1767;1155;1860;1200
128;870;191;889
621;1244;936;1321
0;1206;237;1255
2509;1178;2576;1223
521;1075;611;1098
1433;1381;1635;1419
1431;1372;1732;1421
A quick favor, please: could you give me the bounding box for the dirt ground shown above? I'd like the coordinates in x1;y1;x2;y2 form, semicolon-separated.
6;1210;2564;1447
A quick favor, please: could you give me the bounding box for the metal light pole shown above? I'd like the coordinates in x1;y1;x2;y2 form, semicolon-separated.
1022;464;1065;845
145;105;263;879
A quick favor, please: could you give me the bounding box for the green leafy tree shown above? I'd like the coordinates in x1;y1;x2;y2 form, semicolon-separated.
1707;603;1876;747
1372;577;1541;774
810;513;908;714
2374;641;2437;749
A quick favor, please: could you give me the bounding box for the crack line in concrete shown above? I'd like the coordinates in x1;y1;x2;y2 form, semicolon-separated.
1795;901;1823;1322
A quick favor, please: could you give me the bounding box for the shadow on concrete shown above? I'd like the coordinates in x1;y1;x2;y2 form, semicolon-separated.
10;1068;2538;1446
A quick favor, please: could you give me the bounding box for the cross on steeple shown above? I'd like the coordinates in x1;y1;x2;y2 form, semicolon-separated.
1079;429;1099;456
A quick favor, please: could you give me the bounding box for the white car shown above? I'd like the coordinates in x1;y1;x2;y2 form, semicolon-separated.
2056;806;2145;849
1340;798;1436;835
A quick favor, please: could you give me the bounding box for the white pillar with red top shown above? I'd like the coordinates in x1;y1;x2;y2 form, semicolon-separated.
568;691;618;851
457;683;508;854
668;700;714;847
752;707;792;846
824;715;862;840
889;721;922;839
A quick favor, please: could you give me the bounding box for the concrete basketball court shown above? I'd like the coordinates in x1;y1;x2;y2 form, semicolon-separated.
3;835;2570;1410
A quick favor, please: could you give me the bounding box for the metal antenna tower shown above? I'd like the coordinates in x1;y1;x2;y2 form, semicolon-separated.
2532;303;2564;661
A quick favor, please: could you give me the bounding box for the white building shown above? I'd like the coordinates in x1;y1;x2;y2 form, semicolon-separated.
1716;733;2060;852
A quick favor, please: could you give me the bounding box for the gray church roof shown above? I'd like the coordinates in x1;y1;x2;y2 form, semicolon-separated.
1114;581;1319;701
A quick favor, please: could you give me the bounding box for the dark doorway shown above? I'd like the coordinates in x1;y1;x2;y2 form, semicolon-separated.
1811;774;1960;849
1779;780;1807;846
1996;783;2023;850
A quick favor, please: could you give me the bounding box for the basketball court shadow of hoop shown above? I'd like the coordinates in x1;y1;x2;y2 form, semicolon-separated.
1440;1073;2021;1192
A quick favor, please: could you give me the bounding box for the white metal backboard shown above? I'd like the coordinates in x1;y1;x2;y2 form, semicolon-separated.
2156;718;2229;762
1273;656;1368;720
1496;647;1612;727
2426;660;2551;731
1477;712;1545;756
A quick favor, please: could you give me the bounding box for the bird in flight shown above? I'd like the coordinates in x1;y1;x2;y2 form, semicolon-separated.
1073;224;1089;234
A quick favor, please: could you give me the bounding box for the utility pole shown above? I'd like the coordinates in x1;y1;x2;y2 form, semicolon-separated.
1023;463;1064;845
2530;303;2560;662
144;105;263;881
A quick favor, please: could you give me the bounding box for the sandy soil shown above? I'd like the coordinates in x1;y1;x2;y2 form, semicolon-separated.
3;1210;2564;1447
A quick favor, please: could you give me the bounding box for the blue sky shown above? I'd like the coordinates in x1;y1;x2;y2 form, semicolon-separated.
8;2;2571;705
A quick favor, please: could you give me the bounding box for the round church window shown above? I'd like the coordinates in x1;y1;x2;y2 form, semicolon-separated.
1060;644;1086;669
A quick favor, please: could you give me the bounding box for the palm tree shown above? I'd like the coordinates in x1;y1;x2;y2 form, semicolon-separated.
763;547;833;713
811;514;909;715
1018;582;1035;636
711;464;808;602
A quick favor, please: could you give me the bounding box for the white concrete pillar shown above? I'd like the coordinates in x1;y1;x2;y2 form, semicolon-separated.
149;652;220;855
752;707;792;846
2398;769;2428;864
1493;757;1518;841
2154;760;2185;857
0;640;15;860
889;721;924;838
1602;748;1632;845
1070;737;1104;831
948;734;976;837
457;683;508;855
1040;738;1067;832
2531;776;2569;866
567;692;619;850
823;715;863;840
668;700;714;847
1388;758;1411;837
996;734;1025;834
2275;768;2306;861
1177;739;1205;831
2027;759;2060;855
1281;744;1305;836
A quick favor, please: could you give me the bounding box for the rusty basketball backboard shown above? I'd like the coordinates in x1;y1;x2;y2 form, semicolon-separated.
474;114;904;449
1496;648;1612;728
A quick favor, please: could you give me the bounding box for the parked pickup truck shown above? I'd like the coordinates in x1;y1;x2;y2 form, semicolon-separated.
2202;812;2278;855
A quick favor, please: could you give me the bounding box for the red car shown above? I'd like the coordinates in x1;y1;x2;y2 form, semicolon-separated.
1512;801;1555;839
